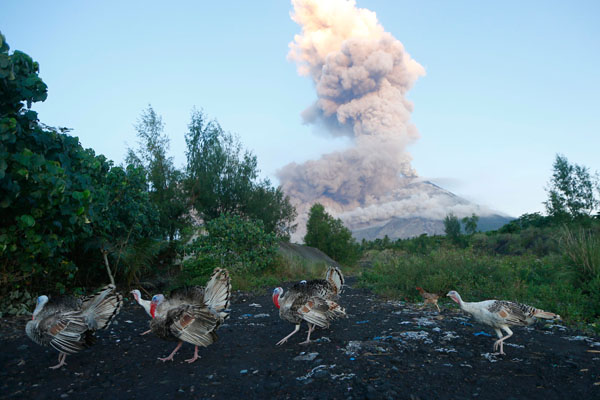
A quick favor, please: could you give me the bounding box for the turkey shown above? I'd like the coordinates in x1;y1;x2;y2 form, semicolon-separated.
446;290;561;355
148;268;231;363
272;265;346;346
25;284;123;369
416;287;441;312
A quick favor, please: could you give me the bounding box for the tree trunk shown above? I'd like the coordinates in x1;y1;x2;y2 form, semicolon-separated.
101;249;116;286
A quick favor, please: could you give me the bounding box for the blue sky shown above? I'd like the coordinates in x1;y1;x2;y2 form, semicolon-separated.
1;0;599;218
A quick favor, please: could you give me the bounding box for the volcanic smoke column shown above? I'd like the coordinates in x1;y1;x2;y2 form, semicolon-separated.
277;0;426;240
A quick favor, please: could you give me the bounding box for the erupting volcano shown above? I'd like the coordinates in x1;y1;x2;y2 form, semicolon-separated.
278;0;510;242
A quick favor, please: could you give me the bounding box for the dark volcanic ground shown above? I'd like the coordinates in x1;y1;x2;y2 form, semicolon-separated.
1;280;599;400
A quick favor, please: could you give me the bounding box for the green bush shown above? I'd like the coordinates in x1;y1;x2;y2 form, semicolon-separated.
181;214;278;285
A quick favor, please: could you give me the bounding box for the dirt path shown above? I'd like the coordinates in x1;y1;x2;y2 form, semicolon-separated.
1;280;599;399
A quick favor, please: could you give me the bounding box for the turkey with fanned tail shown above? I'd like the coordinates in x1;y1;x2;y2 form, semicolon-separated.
25;284;123;369
147;268;231;363
272;265;346;346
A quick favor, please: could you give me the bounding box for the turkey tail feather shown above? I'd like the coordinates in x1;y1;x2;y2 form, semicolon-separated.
81;284;123;330
325;266;345;295
203;268;231;320
534;310;561;320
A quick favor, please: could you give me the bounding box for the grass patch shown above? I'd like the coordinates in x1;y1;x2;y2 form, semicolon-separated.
358;247;598;328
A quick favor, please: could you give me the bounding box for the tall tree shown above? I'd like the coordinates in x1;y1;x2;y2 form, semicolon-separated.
304;203;359;265
184;109;296;238
462;213;479;235
127;105;186;241
443;213;462;244
544;154;598;219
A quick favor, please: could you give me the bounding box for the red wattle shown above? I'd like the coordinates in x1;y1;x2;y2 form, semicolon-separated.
150;303;156;318
272;293;280;309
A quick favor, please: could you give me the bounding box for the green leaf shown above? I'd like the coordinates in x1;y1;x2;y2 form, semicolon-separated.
72;191;84;201
19;214;35;227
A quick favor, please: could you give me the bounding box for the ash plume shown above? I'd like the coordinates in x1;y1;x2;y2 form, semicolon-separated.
277;0;424;236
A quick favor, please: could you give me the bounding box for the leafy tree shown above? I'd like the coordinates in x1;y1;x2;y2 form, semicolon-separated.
304;203;359;265
544;154;598;219
462;213;479;235
0;33;158;294
244;181;297;241
443;213;462;245
184;109;296;238
183;214;278;284
126;105;187;241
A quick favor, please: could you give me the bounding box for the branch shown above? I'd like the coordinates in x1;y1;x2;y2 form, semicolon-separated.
101;249;116;286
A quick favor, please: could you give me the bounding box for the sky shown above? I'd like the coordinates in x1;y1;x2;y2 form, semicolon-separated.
1;0;599;218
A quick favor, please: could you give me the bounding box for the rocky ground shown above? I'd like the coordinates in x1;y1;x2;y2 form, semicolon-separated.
1;280;599;400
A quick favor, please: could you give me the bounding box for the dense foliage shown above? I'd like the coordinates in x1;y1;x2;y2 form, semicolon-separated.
304;203;359;265
0;33;158;298
181;214;278;285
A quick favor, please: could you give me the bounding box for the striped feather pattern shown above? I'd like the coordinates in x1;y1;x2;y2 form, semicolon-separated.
25;284;122;359
150;268;231;349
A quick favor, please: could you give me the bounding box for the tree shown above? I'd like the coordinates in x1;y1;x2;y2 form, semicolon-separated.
544;154;598;219
184;109;296;238
304;203;359;265
462;213;479;235
126;105;187;241
244;181;297;240
443;213;461;244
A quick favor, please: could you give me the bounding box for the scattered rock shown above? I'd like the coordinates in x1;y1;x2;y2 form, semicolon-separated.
293;352;319;361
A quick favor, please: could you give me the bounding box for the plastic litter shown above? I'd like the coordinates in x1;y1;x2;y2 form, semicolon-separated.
473;331;492;337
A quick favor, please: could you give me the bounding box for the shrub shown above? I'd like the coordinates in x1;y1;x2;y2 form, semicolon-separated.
181;214;278;285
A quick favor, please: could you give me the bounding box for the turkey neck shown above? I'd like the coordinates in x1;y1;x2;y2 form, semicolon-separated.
272;292;282;309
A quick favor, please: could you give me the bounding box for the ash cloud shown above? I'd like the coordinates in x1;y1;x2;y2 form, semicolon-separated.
278;0;487;241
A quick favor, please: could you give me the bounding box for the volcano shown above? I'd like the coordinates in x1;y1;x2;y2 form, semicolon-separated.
290;180;513;243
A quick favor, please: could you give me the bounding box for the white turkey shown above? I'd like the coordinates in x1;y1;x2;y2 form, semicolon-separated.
148;268;231;363
446;290;561;355
272;265;346;346
25;284;123;369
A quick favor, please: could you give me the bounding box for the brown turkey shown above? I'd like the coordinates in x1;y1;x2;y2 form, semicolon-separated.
416;286;441;312
147;268;231;363
25;284;123;369
272;265;346;345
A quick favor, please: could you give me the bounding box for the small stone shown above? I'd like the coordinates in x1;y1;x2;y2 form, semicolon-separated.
314;369;328;379
294;352;319;361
